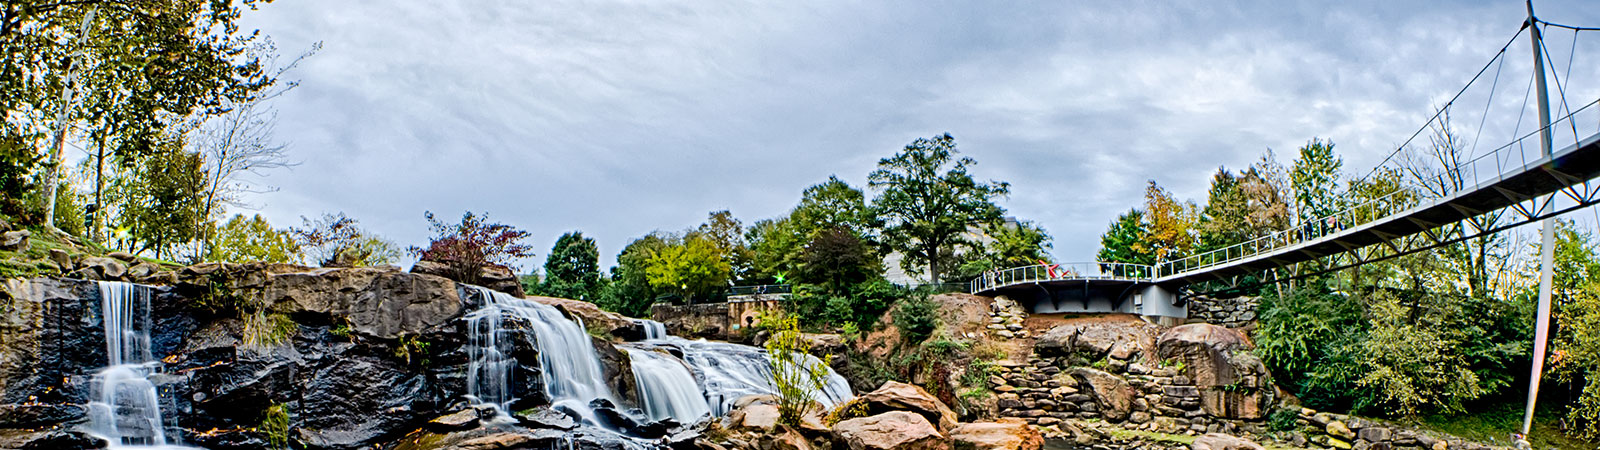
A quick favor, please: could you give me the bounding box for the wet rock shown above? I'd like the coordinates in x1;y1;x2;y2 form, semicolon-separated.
453;431;540;450
831;411;947;450
0;230;29;252
1192;433;1265;450
948;418;1043;450
0;429;106;450
517;408;578;430
531;296;637;338
857;381;959;431
253;266;463;339
429;409;483;431
0;403;86;427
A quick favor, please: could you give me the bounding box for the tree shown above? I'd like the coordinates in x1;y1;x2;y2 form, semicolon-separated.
1096;209;1153;267
1354;290;1484;416
290;212;399;268
6;1;280;228
1141;181;1197;261
539;231;602;300
410;211;536;284
869;133;1009;283
797;227;880;295
208;214;299;263
646;234;731;302
695;210;752;280
1197;167;1250;253
599;232;672;317
745;216;806;283
1538;221;1600;438
191;42;316;255
116;144;207;260
793;176;877;238
956;219;1052;279
1290;138;1344;224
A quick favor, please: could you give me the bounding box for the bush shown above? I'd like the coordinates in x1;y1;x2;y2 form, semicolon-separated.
259;402;290;450
1267;406;1300;432
409;211;535;283
893;292;938;345
765;313;833;426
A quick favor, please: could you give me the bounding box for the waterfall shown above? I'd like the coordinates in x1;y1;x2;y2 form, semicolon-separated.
87;281;189;449
669;339;852;415
639;320;666;340
626;348;709;423
464;286;614;420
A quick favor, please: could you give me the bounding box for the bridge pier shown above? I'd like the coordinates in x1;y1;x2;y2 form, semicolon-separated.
1138;284;1187;325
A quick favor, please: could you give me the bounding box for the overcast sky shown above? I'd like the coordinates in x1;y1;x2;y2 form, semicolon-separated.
223;1;1600;274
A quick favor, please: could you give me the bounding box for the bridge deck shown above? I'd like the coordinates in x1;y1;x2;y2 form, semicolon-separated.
1154;132;1600;284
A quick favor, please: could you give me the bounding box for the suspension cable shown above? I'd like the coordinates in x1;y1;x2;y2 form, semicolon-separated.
1356;25;1528;184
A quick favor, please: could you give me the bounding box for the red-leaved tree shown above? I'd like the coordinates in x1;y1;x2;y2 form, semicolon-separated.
409;211;535;283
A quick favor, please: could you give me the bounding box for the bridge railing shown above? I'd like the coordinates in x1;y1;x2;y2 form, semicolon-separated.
1156;98;1600;279
970;262;1153;293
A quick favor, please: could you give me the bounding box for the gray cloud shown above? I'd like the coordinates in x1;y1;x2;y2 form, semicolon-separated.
234;0;1600;271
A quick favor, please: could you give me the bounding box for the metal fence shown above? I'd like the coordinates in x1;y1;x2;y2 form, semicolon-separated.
969;262;1153;293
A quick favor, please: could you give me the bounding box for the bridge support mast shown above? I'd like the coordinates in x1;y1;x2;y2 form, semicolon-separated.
1523;0;1557;437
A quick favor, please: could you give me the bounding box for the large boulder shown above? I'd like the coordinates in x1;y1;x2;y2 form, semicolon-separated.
1033;316;1160;359
533;296;638;338
831;411;948;450
249;266;464;339
1157;324;1273;419
1069;368;1136;422
1191;433;1266;450
949;419;1042;450
410;260;523;298
76;256;127;280
858;381;959;431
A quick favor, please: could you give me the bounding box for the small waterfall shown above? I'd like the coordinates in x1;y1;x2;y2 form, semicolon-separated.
626;349;709;423
464;286;614;419
639;320;666;340
650;338;852;416
87;281;188;449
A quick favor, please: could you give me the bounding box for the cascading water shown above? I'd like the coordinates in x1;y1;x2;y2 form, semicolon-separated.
626;348;710;423
464;286;614;420
639;320;666;340
87;281;189;449
667;339;853;415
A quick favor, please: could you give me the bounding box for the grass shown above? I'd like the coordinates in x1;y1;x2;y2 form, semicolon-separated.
1415;399;1597;450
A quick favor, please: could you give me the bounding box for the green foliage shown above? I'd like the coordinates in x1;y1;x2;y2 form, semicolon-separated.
1538;221;1600;439
764;313;833;426
0;138;40;220
823;398;869;427
1255;286;1367;412
869;133;1009;283
696;210;753;279
1267;407;1299;432
393;333;431;366
259;402;290;450
117;146;208;260
208;214;300;263
538;231;604;301
892;292;938;345
1097;209;1153;266
797;228;880;294
597;232;671;317
242;311;296;349
793;176;878;238
646;233;731;302
1289;138;1344;223
745;216;806;283
1355;290;1484;416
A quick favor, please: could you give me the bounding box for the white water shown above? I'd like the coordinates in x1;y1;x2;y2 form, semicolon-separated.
639;320;666;340
464;286;615;421
659;338;853;416
626;348;710;423
87;281;192;449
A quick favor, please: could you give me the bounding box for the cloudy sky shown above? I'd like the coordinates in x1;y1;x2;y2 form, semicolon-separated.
227;1;1600;273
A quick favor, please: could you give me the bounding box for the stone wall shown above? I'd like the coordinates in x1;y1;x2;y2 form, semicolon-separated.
1187;295;1259;328
649;297;783;340
994;323;1494;450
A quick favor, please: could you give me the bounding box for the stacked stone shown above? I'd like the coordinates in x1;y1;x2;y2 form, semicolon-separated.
1186;296;1260;328
1296;409;1490;450
986;295;1030;339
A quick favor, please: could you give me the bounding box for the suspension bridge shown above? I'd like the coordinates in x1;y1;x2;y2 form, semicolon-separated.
969;9;1600;320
